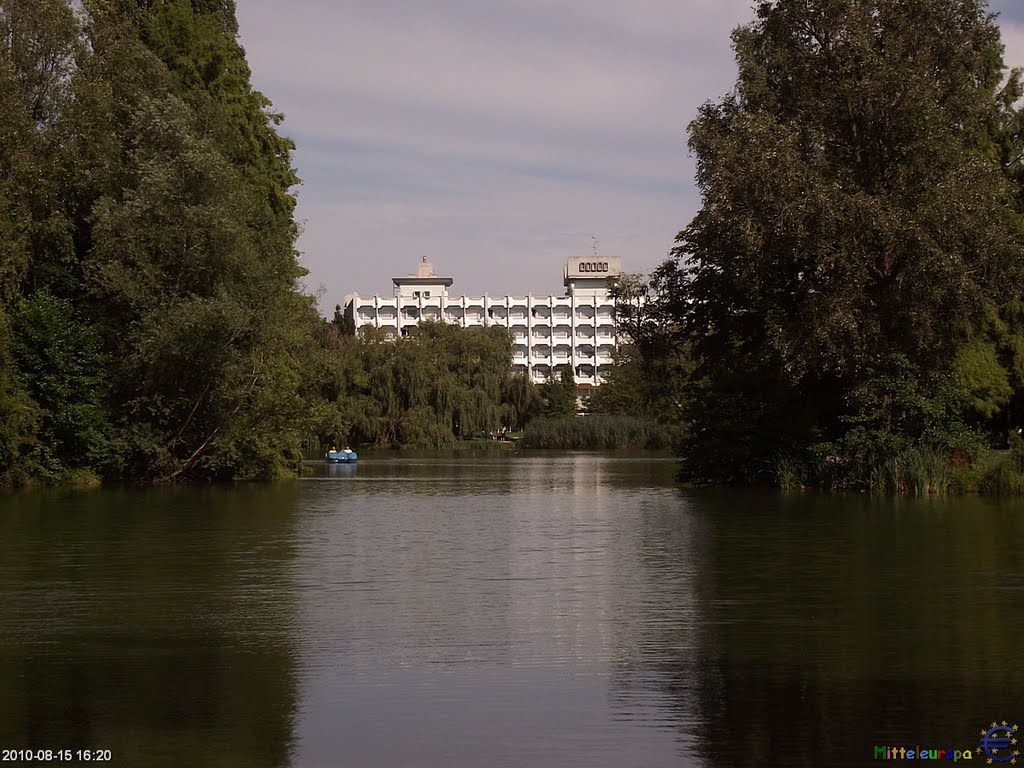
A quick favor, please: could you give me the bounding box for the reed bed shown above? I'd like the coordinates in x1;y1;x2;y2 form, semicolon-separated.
521;415;680;450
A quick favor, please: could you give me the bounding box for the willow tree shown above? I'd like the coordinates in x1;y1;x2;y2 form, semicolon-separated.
308;320;524;449
661;0;1024;484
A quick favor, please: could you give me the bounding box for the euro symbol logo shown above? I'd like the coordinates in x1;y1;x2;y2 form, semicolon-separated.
979;722;1019;764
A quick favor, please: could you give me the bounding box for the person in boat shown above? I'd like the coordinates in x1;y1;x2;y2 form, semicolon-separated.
344;445;351;453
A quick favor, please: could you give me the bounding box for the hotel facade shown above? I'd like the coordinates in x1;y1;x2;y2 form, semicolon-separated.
343;257;622;389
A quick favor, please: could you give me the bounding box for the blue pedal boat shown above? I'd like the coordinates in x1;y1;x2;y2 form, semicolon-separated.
324;448;358;463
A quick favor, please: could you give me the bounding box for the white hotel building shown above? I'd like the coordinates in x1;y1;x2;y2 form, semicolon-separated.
343;256;622;390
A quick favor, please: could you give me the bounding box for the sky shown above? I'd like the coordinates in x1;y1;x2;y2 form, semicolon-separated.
233;0;1024;315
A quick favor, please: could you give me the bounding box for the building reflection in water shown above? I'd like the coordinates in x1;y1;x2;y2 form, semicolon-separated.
605;491;706;760
293;454;702;767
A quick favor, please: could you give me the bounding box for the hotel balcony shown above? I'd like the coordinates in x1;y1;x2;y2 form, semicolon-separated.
575;364;595;379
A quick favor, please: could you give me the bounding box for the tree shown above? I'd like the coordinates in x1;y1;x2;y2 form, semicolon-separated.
332;304;355;336
599;270;691;420
534;368;577;419
501;373;536;431
651;0;1024;485
10;291;111;477
0;0;80;126
140;0;299;221
0;308;39;486
0;0;88;301
0;0;312;484
308;320;530;449
86;92;309;481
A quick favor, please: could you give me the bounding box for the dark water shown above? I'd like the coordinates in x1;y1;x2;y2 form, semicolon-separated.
1;454;1021;767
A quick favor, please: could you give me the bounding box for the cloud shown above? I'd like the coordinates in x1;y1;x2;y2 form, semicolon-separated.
244;0;749;174
1001;19;1024;75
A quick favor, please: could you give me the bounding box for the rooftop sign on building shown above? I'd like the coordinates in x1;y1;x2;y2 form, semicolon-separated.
563;256;622;288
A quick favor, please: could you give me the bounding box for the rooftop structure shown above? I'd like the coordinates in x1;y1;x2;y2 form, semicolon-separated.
392;257;454;301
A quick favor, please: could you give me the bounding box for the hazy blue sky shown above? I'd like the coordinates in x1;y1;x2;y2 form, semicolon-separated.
233;0;1024;313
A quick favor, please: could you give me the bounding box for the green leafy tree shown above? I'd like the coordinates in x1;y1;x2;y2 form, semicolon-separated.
0;0;87;300
533;368;577;419
84;87;309;481
647;0;1024;485
0;0;314;484
591;272;691;421
10;291;111;477
0;308;39;486
586;344;685;422
0;0;80;126
140;0;299;221
949;299;1024;438
332;304;355;336
311;320;528;449
607;271;691;417
501;373;536;431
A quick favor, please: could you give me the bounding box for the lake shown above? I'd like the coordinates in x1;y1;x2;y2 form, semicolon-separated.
1;453;1021;767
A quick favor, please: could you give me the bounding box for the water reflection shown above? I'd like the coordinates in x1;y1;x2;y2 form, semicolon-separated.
3;458;1022;767
605;493;705;746
681;491;1024;767
0;485;300;768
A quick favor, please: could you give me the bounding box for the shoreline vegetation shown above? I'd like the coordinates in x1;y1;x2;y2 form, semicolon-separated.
774;442;1024;497
521;416;680;450
6;1;1024;497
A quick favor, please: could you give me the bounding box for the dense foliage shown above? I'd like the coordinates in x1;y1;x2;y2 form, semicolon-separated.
590;273;691;422
307;321;539;450
0;0;316;485
625;0;1024;489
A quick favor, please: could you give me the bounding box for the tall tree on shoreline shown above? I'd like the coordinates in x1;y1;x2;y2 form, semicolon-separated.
84;0;311;481
0;0;313;485
647;0;1024;484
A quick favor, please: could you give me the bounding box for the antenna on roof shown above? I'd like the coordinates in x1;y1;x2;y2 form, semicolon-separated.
591;235;599;256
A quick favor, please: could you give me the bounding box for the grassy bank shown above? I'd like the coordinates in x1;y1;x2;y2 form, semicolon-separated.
453;437;519;449
1;468;103;492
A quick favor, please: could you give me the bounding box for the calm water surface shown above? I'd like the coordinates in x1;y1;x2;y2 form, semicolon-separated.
1;454;1022;767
